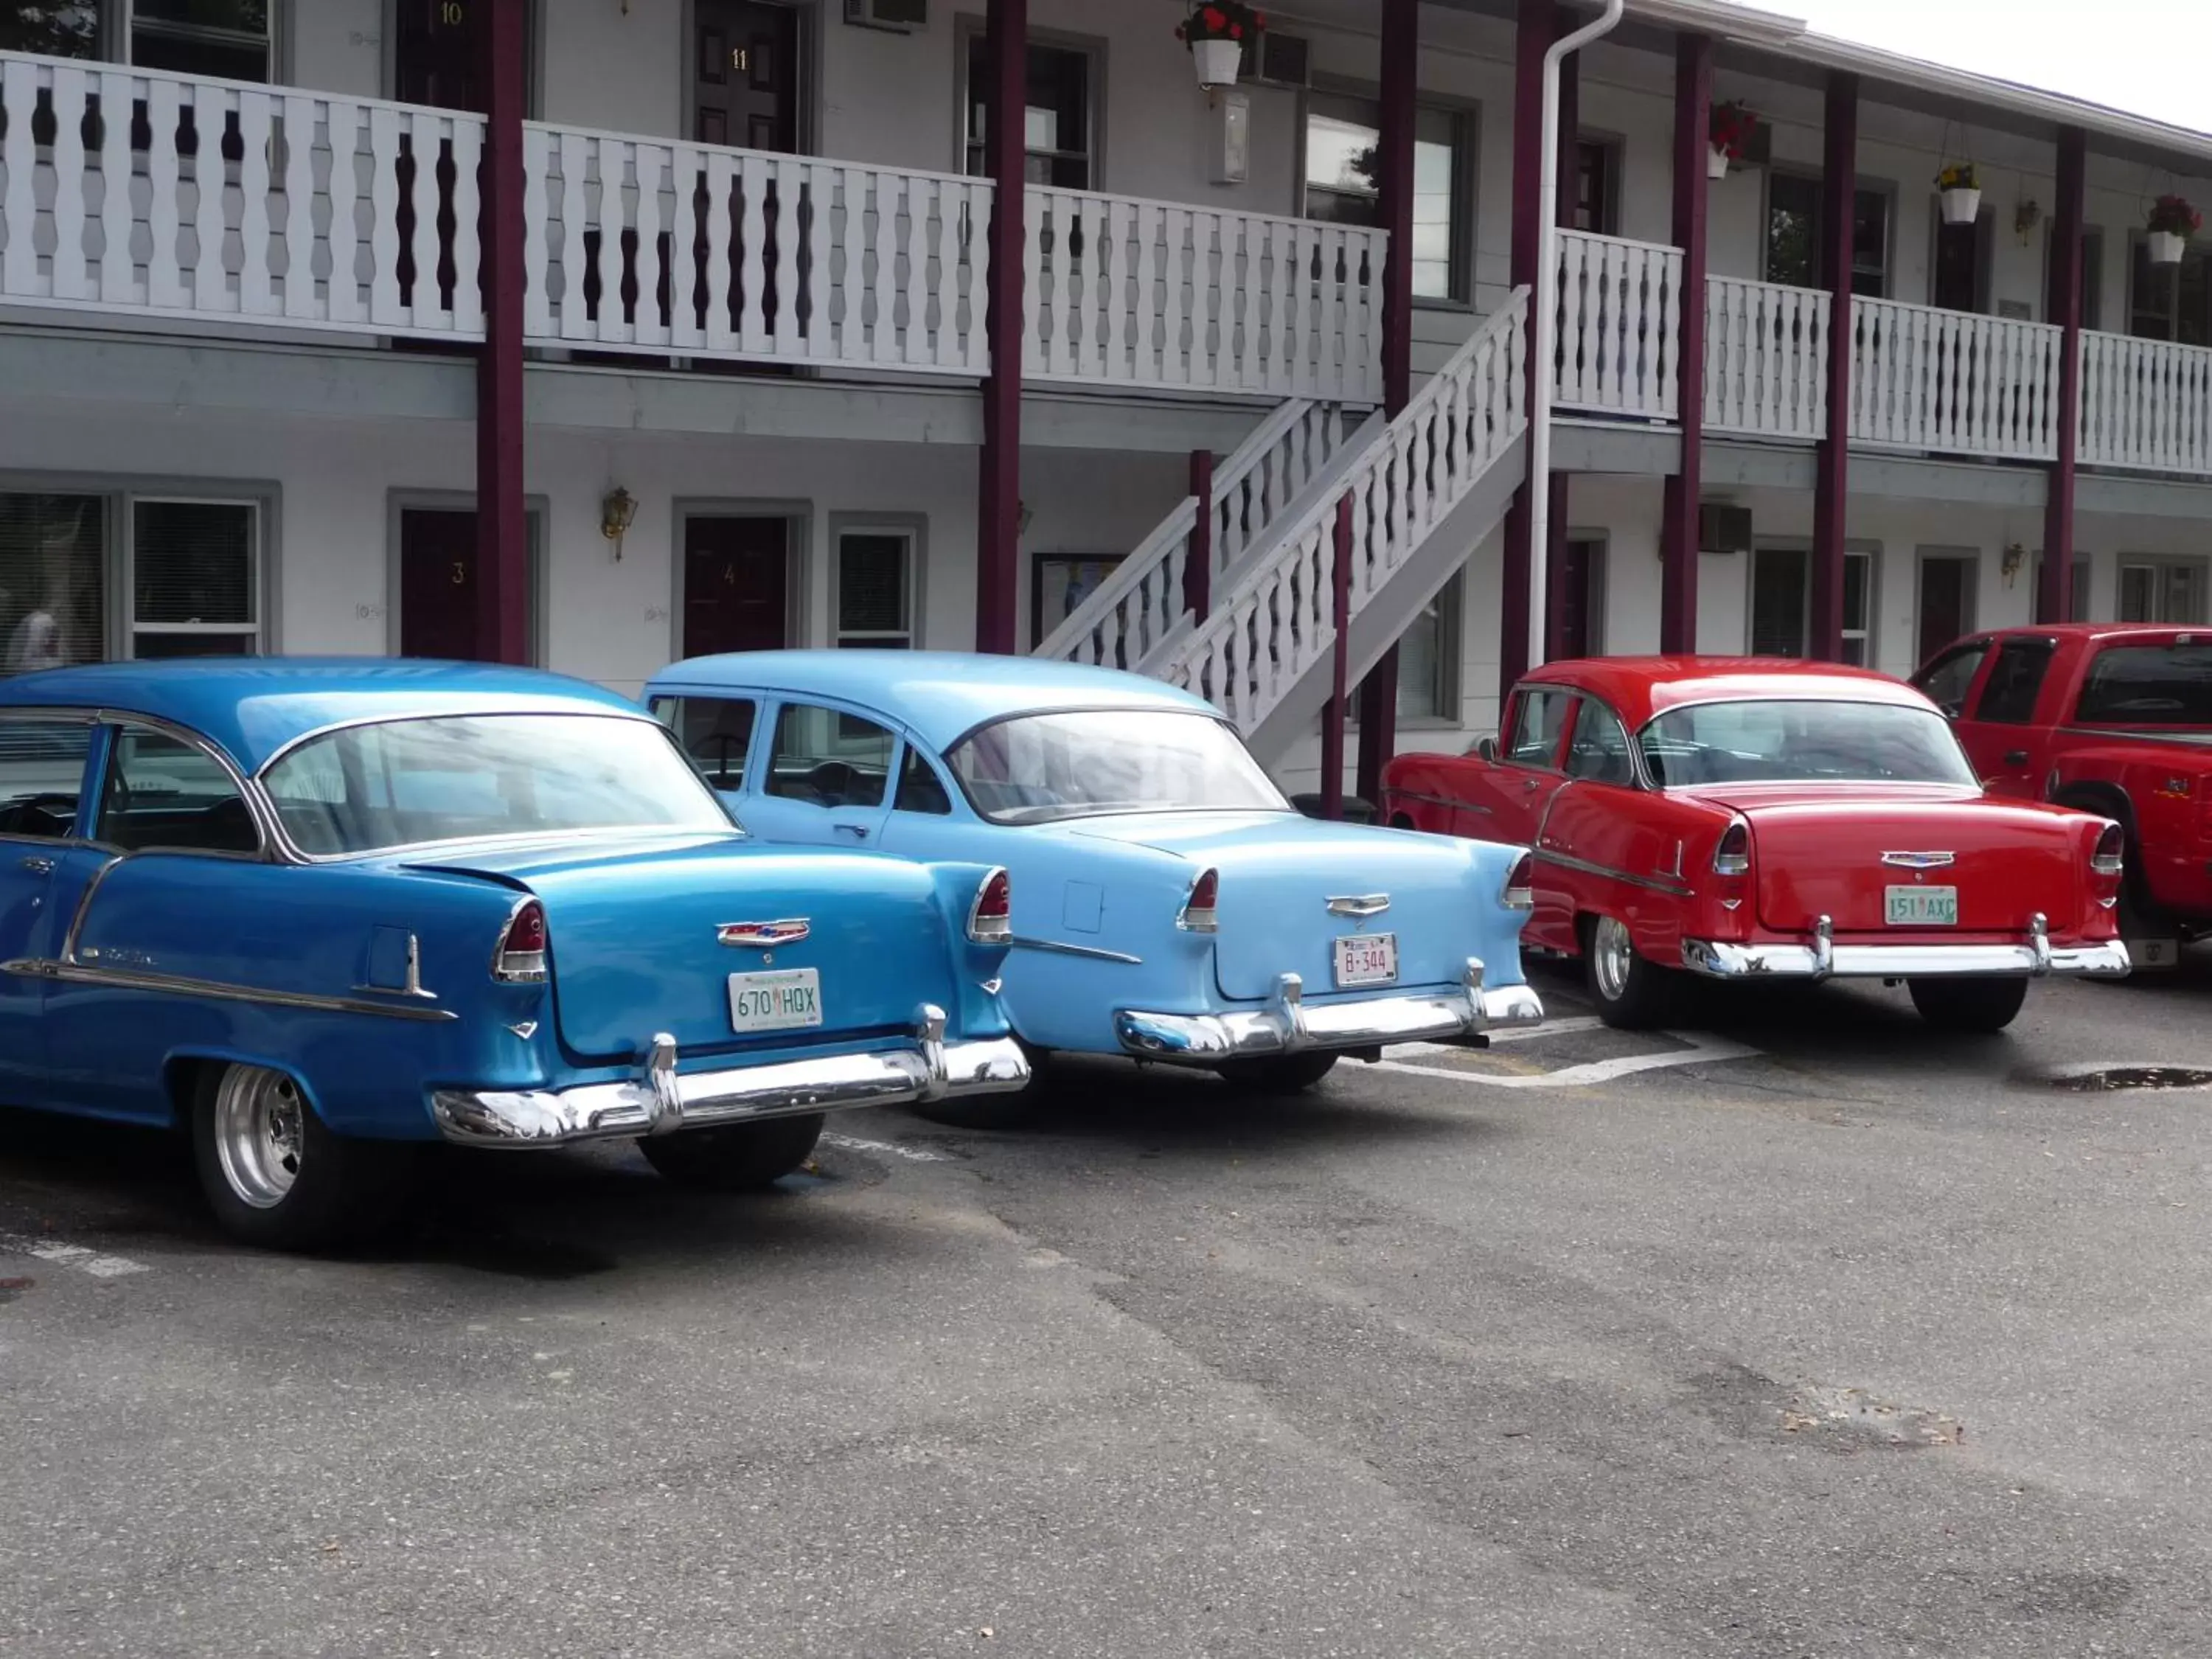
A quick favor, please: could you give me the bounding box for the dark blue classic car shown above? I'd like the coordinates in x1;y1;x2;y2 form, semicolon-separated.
0;661;1026;1249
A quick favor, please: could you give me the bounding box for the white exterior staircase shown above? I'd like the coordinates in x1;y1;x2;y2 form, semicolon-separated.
1037;290;1531;766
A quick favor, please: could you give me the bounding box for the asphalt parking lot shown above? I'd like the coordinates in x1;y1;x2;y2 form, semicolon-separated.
6;952;2212;1658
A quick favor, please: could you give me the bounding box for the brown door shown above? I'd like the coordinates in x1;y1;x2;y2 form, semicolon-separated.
1557;538;1604;660
1916;555;1977;668
684;517;790;658
399;508;484;662
394;0;486;112
694;1;800;152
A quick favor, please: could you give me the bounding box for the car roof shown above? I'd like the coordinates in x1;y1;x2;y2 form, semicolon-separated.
648;650;1219;751
1524;655;1933;728
1969;623;2212;644
0;658;653;773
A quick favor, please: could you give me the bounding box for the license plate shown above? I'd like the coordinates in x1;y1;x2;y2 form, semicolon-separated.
1334;933;1399;987
1884;886;1958;927
728;969;823;1033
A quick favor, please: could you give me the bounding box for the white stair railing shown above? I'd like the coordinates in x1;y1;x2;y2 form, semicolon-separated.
1034;397;1357;669
1159;291;1530;736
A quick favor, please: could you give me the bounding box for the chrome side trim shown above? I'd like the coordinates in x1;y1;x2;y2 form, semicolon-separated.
2;959;462;1022
1010;936;1144;966
60;853;128;964
1532;846;1696;899
1114;957;1544;1062
2057;726;2212;751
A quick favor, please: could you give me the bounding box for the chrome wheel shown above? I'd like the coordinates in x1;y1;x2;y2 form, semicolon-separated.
1593;916;1636;1004
212;1065;306;1210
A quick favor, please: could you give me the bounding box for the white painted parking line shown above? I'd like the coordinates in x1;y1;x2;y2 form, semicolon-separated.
1374;1029;1760;1090
0;1231;149;1279
821;1134;952;1164
1416;1015;1610;1048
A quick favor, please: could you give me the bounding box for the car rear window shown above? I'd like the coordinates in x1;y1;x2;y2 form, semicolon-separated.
2074;644;2212;726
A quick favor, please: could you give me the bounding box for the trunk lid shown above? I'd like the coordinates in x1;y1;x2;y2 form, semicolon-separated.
410;833;958;1060
1060;811;1498;1000
1683;787;2088;935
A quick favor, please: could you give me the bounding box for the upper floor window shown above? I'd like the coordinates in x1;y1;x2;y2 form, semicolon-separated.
1574;138;1621;237
2046;228;2106;331
1304;94;1472;303
1;1;273;83
963;32;1095;189
1765;172;1890;297
2129;240;2212;346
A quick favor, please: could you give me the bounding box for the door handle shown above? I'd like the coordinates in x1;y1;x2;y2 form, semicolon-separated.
18;856;54;875
834;824;869;841
1522;778;1541;793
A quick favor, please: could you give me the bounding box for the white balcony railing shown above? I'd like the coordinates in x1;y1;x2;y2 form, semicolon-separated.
0;53;486;340
2079;331;2212;476
1025;187;1387;403
1553;229;1683;421
1704;275;1829;439
1851;298;2063;462
520;125;992;371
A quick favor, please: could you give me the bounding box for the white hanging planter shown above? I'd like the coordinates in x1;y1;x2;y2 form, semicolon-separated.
1192;38;1242;88
1938;187;1982;226
2149;229;2188;267
1707;145;1731;181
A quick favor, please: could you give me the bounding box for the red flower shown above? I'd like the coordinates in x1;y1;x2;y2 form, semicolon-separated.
1229;22;1242;35
1203;5;1227;26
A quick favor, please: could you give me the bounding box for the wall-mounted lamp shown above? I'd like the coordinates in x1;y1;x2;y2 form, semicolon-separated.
600;487;638;560
2014;198;2042;244
2002;541;2028;587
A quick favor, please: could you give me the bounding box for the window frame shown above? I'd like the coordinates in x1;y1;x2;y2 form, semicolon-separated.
129;495;262;662
1761;167;1893;299
1564;694;1640;789
763;697;900;810
1972;636;2060;726
3;1;286;82
91;714;269;861
1297;80;1480;309
2115;554;2210;625
1573;134;1624;238
830;516;922;651
2126;234;2212;345
1502;686;1573;771
953;15;1106;192
0;709;100;846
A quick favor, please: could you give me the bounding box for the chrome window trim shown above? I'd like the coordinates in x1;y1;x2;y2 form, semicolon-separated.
254;706;670;779
0;706;103;847
91;711;281;863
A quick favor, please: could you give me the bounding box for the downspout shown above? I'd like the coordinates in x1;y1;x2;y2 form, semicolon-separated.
1528;0;1625;669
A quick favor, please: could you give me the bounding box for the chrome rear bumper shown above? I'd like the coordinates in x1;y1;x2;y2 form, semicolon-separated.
1681;914;2132;982
1113;959;1544;1063
433;1004;1029;1148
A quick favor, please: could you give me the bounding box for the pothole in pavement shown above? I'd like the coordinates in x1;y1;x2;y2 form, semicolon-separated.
1783;1383;1964;1450
2048;1066;2212;1093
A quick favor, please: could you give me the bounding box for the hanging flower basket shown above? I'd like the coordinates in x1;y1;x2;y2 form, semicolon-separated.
1177;3;1262;88
1708;102;1759;181
1936;164;1981;226
2147;195;2202;266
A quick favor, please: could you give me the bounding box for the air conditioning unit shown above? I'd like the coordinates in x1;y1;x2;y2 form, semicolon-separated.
844;0;926;32
1699;503;1753;555
1251;29;1311;88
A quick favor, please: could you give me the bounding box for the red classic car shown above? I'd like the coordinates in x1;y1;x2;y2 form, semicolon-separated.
1912;624;2212;966
1380;658;2132;1032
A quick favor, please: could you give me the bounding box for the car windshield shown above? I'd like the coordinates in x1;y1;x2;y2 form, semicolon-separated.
2075;643;2212;726
946;709;1289;824
1638;699;1979;787
261;714;735;855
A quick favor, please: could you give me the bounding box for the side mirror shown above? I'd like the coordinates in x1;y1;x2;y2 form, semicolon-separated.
1470;735;1498;763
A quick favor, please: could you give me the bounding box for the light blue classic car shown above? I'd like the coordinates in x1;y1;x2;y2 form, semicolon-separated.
0;661;1026;1250
644;652;1543;1122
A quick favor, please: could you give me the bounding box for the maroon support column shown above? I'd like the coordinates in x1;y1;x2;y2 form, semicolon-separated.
1540;42;1579;663
1354;0;1419;805
1321;498;1354;821
2042;126;2087;625
975;0;1026;654
1185;449;1215;619
1500;0;1557;706
474;0;528;664
1809;72;1858;662
1658;34;1712;654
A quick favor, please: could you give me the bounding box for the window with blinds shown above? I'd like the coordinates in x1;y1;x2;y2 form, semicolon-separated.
0;494;106;676
836;531;913;650
133;499;259;659
0;2;271;80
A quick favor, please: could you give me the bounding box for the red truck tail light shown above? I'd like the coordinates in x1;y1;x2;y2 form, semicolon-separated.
493;899;549;982
1502;851;1535;911
1713;818;1751;877
1178;868;1220;933
968;868;1012;945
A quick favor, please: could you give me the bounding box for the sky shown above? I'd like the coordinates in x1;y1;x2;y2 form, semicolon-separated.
1769;0;2211;136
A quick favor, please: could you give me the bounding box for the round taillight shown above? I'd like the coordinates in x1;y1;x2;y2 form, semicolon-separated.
1180;868;1220;934
1713;820;1751;877
1502;851;1535;911
494;900;549;982
969;868;1012;945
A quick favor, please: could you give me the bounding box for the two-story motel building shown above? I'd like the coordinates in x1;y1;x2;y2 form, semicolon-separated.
1;0;2208;792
